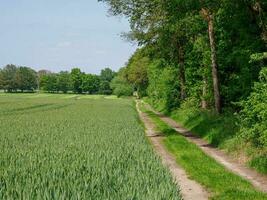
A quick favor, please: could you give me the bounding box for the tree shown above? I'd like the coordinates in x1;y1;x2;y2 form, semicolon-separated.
189;35;213;109
246;0;266;42
164;0;223;112
111;76;134;97
82;74;100;94
100;68;115;82
200;6;221;113
99;68;115;94
1;64;17;92
99;81;112;95
101;0;267;114
125;49;149;97
71;68;83;94
40;73;58;93
99;0;187;100
57;71;72;93
15;67;37;92
147;59;180;112
99;0;196;102
0;69;4;90
37;70;51;90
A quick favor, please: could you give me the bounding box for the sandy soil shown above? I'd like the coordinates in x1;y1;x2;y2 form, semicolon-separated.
136;101;209;200
144;102;267;193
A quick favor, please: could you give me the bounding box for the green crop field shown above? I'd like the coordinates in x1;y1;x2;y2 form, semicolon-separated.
0;94;180;199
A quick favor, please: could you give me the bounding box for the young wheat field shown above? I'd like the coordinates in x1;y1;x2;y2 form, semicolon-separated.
0;94;180;199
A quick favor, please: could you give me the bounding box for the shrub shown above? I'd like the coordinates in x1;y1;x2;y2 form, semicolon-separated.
111;76;133;97
238;67;267;149
147;60;180;113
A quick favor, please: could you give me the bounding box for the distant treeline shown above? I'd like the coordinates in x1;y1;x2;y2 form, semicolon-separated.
0;64;116;94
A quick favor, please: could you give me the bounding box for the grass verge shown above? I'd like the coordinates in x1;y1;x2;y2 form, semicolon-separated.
170;107;237;147
141;103;267;200
145;97;267;175
170;106;267;174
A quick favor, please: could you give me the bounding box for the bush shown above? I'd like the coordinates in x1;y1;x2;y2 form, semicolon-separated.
113;85;133;97
238;67;267;149
110;76;133;97
147;60;180;113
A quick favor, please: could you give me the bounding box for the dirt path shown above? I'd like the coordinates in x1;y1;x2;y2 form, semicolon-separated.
136;101;209;200
144;102;267;193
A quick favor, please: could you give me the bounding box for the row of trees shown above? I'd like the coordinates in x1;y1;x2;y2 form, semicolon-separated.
102;0;266;113
39;68;115;94
102;0;267;153
0;64;37;92
0;64;116;94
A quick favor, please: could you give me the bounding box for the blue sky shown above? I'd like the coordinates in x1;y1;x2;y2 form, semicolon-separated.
0;0;137;74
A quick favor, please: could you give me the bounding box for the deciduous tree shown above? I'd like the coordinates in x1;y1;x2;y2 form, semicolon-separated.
71;68;83;94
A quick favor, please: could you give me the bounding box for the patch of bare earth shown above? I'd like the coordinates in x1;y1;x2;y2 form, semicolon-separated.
144;102;267;193
136;101;209;200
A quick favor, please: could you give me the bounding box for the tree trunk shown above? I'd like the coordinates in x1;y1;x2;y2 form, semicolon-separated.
207;14;221;113
178;45;186;100
201;75;208;109
250;1;267;42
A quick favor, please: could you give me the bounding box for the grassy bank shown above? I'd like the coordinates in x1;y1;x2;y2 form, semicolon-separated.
141;103;267;200
171;106;237;148
145;97;267;174
170;106;267;174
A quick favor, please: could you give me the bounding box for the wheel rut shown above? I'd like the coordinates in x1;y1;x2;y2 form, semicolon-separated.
136;101;210;200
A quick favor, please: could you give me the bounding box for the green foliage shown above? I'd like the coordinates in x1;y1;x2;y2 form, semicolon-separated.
0;65;38;92
102;0;267;175
98;81;111;95
126;49;149;97
250;52;267;62
100;68;115;82
71;68;83;94
36;67;116;95
215;1;265;105
102;0;266;111
57;71;72;93
184;35;213;106
0;69;3;89
170;98;238;147
238;67;267;149
40;73;58;92
98;68;116;95
111;75;133;97
0;64;17;92
40;72;71;93
0;94;180;199
82;74;100;94
147;60;180;113
15;67;38;92
249;155;267;174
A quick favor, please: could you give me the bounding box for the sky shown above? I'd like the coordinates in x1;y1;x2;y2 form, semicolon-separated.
0;0;137;74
